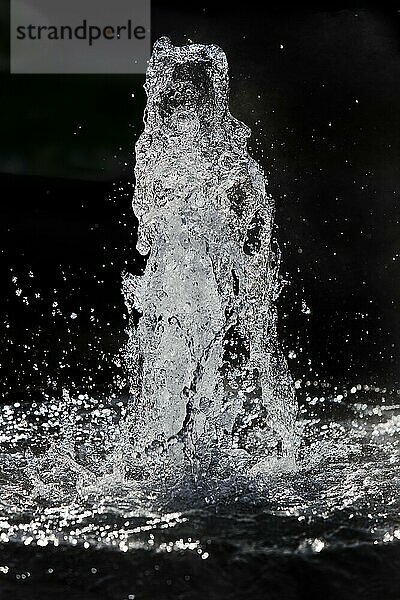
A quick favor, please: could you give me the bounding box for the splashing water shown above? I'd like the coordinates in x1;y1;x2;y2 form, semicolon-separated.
0;37;299;511
122;37;298;478
0;39;399;597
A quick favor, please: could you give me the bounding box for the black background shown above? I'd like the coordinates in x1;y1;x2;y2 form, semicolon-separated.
1;2;400;403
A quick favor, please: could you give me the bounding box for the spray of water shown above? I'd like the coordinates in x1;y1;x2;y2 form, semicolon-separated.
0;38;299;513
1;40;400;563
122;37;298;480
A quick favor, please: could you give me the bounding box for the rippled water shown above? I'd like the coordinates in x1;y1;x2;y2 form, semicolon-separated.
0;384;399;597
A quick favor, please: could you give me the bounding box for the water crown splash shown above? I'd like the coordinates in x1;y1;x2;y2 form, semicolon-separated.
122;37;298;480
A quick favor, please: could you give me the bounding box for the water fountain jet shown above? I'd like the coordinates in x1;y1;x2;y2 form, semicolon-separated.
122;37;298;478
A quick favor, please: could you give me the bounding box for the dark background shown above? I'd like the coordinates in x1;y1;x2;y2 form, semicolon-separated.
1;2;400;404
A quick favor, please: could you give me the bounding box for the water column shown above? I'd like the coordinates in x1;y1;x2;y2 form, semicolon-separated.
123;38;297;475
